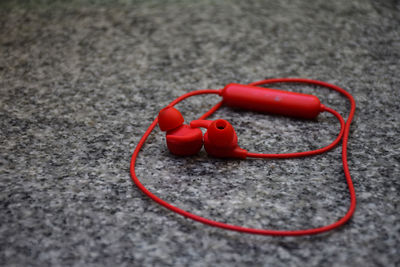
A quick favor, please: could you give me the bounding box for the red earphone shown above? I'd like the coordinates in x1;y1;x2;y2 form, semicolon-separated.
130;78;356;236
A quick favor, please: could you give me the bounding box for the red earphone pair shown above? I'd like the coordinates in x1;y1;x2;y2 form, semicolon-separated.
158;105;246;159
130;78;357;236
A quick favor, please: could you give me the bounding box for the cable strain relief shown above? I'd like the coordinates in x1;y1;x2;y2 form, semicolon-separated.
320;104;327;112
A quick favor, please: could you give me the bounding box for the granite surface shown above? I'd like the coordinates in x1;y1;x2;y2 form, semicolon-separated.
1;0;399;266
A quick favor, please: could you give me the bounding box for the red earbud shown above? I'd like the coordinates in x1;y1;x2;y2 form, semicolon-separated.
158;106;203;156
190;119;247;159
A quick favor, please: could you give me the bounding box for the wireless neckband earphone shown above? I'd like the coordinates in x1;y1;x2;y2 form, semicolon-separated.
130;78;356;236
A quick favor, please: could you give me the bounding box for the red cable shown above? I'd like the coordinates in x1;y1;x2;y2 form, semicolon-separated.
130;78;356;236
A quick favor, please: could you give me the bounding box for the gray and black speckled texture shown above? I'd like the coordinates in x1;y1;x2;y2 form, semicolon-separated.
0;0;399;266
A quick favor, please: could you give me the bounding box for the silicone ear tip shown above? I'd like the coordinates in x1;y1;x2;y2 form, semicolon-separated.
207;119;235;147
158;106;184;131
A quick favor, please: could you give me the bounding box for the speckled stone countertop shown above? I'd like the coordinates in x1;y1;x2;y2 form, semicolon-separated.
1;0;399;266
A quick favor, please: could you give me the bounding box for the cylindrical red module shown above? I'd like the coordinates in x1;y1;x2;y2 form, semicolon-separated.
221;83;323;119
